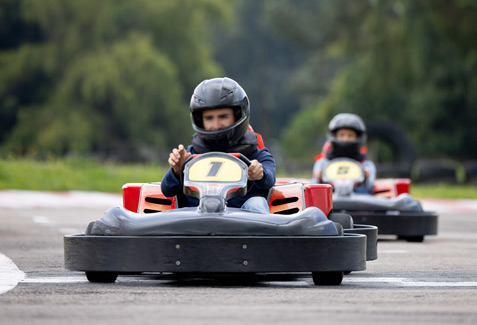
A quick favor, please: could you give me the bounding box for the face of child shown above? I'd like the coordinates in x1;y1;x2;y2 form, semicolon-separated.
202;107;236;131
335;128;358;142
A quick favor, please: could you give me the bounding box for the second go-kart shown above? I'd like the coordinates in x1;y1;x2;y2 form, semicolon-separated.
321;158;438;242
64;152;377;285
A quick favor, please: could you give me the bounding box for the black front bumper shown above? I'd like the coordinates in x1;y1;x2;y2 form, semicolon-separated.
64;234;367;274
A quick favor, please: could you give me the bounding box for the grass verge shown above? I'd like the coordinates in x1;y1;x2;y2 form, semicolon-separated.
0;158;168;193
411;184;477;200
1;158;476;199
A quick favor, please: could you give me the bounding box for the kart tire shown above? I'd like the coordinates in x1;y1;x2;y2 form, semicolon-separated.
328;213;354;230
312;271;344;286
398;235;424;243
416;160;457;183
333;222;344;236
85;272;118;283
366;122;416;178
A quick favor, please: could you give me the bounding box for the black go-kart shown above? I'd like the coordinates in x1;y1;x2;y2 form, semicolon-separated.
64;152;377;285
321;158;438;242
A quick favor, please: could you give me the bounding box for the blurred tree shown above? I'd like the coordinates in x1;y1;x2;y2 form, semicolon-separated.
2;0;476;164
213;0;305;144
280;0;477;161
0;0;232;159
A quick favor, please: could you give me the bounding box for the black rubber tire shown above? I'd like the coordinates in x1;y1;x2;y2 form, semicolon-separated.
85;272;118;283
333;222;344;236
416;160;457;183
312;271;344;285
85;221;95;235
405;235;424;242
328;213;354;230
398;235;424;243
366;122;417;178
464;161;477;184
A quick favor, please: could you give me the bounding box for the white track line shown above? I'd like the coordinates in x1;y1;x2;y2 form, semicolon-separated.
22;276;88;284
0;254;25;294
344;277;477;287
17;275;477;287
0;190;121;209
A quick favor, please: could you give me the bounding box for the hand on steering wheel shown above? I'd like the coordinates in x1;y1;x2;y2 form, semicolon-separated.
169;144;191;177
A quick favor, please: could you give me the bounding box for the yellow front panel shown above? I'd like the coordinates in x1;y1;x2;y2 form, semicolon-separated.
188;157;243;182
325;160;362;179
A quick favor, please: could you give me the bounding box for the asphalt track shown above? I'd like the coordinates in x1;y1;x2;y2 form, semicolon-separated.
1;190;477;324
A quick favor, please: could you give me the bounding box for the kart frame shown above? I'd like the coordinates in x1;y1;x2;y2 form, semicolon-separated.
64;153;377;285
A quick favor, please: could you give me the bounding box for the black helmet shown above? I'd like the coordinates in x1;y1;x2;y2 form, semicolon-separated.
327;113;367;158
190;77;250;150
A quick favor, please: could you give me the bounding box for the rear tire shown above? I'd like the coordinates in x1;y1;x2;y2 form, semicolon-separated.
398;235;424;242
404;236;424;242
312;271;344;285
85;272;118;283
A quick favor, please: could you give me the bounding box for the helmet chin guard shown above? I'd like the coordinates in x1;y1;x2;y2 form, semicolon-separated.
330;140;362;158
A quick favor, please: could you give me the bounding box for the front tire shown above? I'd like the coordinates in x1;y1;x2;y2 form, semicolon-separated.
85;272;118;283
312;271;344;285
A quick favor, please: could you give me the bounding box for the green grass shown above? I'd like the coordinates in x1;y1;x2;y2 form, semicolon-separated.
411;184;477;200
0;158;476;199
0;158;168;193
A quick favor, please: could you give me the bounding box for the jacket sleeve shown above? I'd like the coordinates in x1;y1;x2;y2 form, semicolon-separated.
311;158;328;184
362;160;377;192
252;148;276;190
160;168;183;198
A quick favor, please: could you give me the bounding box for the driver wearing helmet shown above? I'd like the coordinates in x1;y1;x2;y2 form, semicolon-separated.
161;77;276;213
312;113;376;194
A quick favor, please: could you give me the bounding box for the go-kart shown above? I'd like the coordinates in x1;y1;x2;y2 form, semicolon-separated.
320;158;438;242
64;152;377;285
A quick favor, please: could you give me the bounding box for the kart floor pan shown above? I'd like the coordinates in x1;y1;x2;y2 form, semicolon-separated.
349;211;438;237
64;234;367;274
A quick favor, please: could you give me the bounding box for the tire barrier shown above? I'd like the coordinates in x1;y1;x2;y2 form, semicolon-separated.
415;159;458;184
464;161;477;184
365;122;417;178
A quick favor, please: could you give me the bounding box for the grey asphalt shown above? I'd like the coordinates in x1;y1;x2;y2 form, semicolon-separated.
0;195;476;325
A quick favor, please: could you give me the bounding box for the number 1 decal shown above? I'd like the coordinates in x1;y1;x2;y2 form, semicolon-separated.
207;161;224;177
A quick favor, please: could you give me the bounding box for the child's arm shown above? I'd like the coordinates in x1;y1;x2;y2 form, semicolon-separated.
161;144;191;197
362;160;376;193
311;159;327;184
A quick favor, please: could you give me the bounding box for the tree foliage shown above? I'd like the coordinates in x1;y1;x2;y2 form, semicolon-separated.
213;0;305;142
280;0;477;161
0;0;232;158
1;0;476;164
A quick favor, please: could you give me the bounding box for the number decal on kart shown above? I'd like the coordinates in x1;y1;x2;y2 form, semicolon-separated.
337;166;349;175
188;157;243;182
207;161;224;177
325;160;363;179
